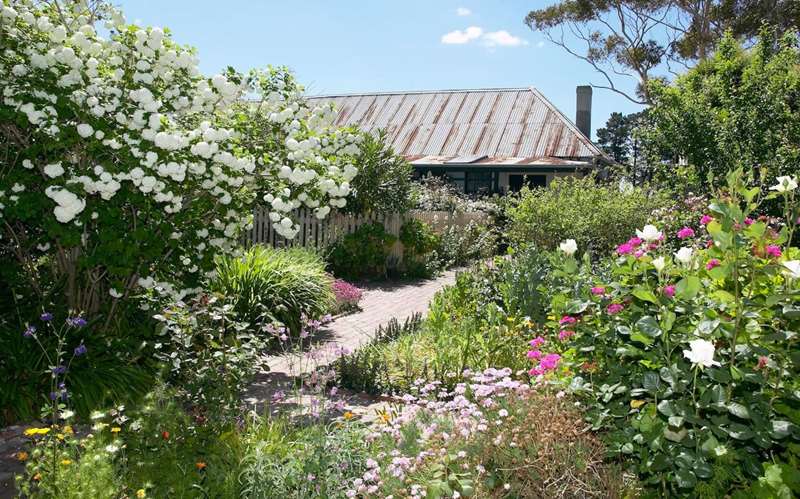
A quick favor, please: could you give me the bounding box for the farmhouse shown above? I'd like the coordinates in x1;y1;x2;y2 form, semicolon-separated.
307;86;604;193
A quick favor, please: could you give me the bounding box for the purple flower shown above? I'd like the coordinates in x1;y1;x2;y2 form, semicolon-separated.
23;325;36;337
40;312;53;322
52;365;67;375
67;316;87;328
74;343;87;357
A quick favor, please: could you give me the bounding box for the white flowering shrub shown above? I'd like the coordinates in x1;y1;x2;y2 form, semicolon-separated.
0;1;359;322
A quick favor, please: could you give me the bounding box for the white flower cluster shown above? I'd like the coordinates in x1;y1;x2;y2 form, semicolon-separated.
0;1;360;300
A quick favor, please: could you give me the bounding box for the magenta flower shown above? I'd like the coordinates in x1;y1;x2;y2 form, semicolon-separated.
617;243;634;255
700;215;713;225
765;245;782;258
706;258;721;270
757;356;769;369
606;303;624;315
529;336;546;347
558;330;574;341
590;286;605;296
528;367;543;376
744;217;754;226
527;349;543;360
559;316;577;326
677;227;695;239
628;237;643;247
540;353;561;371
663;285;676;298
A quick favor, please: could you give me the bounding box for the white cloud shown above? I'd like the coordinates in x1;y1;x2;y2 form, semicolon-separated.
456;7;471;16
441;26;483;44
481;30;528;47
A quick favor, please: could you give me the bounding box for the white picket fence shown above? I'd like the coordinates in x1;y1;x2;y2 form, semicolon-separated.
245;207;488;256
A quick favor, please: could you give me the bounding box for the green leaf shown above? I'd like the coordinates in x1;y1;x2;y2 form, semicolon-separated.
636;315;662;338
728;403;751;420
727;422;754;440
630;332;654;346
675;469;697;489
675;276;701;300
632;287;658;304
565;299;590;314
657;400;676;416
642;371;660;392
770;420;793;439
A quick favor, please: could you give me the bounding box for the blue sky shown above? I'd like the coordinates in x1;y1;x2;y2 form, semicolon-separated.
118;0;646;140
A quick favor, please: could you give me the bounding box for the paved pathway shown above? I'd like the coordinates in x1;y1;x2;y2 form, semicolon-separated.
243;268;459;411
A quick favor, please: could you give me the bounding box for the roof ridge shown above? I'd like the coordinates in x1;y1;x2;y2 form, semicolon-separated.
305;87;536;99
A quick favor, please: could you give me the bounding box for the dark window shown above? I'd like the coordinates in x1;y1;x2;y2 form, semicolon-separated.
465;171;492;194
509;174;547;192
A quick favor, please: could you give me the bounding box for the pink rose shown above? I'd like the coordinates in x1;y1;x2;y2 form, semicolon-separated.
701;215;713;225
663;285;676;298
677;227;695;239
706;258;721;270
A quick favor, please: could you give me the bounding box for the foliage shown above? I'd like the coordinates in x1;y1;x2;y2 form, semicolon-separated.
331;278;363;315
327;222;396;281
343;130;415;216
597;111;648;182
414;175;496;213
506;175;670;255
334;313;424;394
237;417;373;498
532;170;800;495
399;219;441;278
435;220;498;269
0;0;359;342
644;31;800;194
153;295;266;425
494;246;554;326
210;246;334;335
525;0;800;104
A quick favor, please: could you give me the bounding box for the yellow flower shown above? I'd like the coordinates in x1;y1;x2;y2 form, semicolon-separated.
23;427;50;437
16;451;29;462
111;427;122;433
56;433;65;441
630;399;646;409
343;411;354;421
136;490;146;499
64;425;74;434
61;459;72;465
379;412;392;424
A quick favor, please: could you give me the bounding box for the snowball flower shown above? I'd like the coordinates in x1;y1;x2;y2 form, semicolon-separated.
43;163;65;178
559;239;578;256
76;123;94;138
652;256;666;272
674;247;693;265
683;339;720;368
782;260;800;279
636;224;662;242
769;175;798;193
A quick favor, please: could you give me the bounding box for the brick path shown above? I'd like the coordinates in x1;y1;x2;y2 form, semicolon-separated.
243;268;459;409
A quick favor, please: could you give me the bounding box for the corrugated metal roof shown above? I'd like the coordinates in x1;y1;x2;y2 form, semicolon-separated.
306;87;602;161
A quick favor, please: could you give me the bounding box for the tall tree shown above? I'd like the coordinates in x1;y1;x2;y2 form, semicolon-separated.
525;0;800;104
596;112;633;163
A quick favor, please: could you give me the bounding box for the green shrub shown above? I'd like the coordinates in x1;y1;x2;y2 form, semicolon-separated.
211;246;334;334
436;220;498;268
343;130;416;215
532;170;800;495
399;219;440;278
327;223;396;280
506;175;670;255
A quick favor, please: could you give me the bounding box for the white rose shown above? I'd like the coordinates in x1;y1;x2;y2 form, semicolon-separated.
636;224;663;242
683;339;720;368
652;256;666;272
559;239;578;256
769;175;798;193
675;247;694;265
782;260;800;280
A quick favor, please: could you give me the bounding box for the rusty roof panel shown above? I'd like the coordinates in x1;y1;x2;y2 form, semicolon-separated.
307;88;602;159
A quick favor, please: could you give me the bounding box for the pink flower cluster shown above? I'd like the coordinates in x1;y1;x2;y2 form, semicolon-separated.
332;279;363;309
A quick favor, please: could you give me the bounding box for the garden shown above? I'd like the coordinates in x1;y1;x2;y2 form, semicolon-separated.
1;1;799;498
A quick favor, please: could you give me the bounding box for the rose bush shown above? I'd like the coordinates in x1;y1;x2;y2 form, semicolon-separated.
529;170;799;494
0;1;360;330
